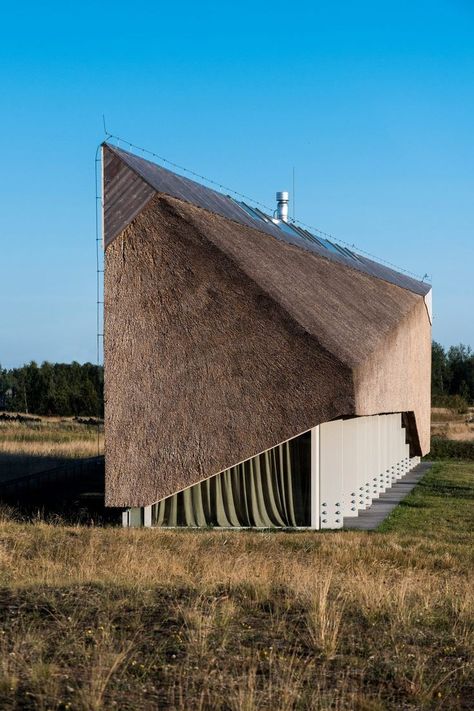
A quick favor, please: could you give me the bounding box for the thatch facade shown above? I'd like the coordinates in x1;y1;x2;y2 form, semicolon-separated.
102;143;431;511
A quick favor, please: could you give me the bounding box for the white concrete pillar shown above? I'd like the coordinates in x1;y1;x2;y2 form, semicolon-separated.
122;509;130;527
385;414;391;483
404;442;411;473
389;414;401;483
342;418;359;518
400;420;409;478
380;415;392;489
356;417;369;510
310;426;320;529
381;416;392;489
395;425;405;479
369;415;381;498
320;419;344;529
363;417;377;508
373;415;387;494
144;505;152;527
400;426;410;478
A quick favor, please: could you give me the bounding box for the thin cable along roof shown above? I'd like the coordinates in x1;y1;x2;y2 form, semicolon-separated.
104;143;431;297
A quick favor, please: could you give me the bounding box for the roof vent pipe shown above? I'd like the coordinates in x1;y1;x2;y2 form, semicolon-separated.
275;191;289;222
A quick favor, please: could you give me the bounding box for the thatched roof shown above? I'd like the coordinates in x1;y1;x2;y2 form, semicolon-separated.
102;143;431;507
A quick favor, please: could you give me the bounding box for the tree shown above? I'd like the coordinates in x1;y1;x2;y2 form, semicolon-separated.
0;362;104;416
447;345;474;403
431;341;447;398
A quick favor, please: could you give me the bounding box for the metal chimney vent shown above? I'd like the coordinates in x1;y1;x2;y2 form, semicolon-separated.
275;191;289;223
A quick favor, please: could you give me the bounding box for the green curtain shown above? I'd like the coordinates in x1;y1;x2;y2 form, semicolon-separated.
151;432;311;527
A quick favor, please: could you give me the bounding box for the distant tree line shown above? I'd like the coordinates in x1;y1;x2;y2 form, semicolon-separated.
0;362;103;417
0;343;472;417
432;342;474;408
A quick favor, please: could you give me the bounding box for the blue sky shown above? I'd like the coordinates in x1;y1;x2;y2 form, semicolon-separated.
0;0;472;368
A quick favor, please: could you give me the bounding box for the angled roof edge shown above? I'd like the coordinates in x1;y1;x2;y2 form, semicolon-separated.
102;142;431;298
102;145;156;247
424;288;433;325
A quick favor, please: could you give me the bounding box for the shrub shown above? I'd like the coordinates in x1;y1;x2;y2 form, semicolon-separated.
428;436;474;460
431;394;470;414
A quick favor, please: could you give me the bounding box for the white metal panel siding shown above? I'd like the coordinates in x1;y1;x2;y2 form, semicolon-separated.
319;413;413;527
320;419;344;529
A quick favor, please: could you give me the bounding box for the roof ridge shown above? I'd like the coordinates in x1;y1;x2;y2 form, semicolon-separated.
154;192;427;373
103;143;431;298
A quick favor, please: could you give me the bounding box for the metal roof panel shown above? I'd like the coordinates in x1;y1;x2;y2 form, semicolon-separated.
103;143;431;297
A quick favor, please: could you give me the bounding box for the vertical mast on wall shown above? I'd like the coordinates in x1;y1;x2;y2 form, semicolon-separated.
94;145;105;456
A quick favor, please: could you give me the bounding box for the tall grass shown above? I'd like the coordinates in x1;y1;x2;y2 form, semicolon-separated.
0;420;103;459
305;572;345;660
0;462;471;708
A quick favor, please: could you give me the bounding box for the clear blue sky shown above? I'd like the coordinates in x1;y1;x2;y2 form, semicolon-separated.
1;1;472;368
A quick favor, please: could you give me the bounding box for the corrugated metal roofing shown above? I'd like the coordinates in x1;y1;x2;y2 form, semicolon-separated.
103;143;431;297
103;148;155;247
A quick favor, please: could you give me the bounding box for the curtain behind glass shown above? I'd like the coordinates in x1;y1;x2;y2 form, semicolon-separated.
151;431;311;527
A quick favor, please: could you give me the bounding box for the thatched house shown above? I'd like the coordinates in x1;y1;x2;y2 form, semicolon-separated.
102;142;432;529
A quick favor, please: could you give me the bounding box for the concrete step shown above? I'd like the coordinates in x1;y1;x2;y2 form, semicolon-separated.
343;461;431;530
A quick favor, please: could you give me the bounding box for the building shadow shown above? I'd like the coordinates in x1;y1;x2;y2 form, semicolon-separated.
0;454;121;525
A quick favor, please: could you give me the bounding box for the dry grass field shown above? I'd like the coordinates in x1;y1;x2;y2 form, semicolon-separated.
0;418;103;482
431;407;474;442
0;406;468;480
0;406;464;483
0;417;103;458
0;461;472;710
